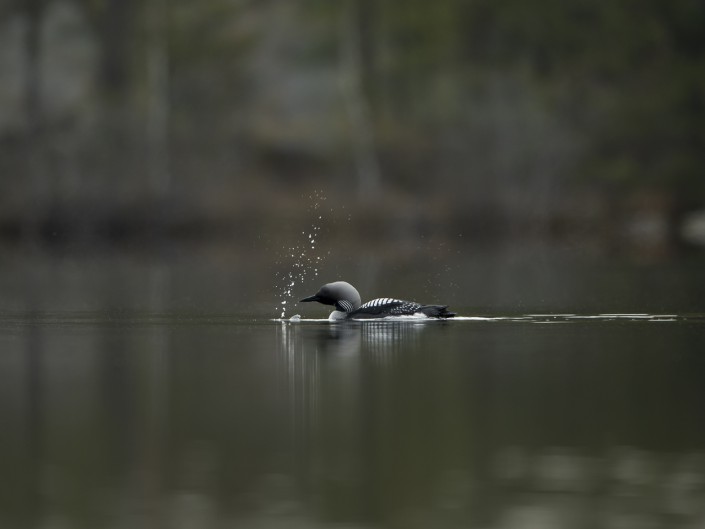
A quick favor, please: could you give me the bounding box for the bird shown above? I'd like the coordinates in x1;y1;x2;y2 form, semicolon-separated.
300;281;455;321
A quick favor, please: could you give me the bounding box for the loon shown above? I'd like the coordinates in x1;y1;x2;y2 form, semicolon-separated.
300;281;456;321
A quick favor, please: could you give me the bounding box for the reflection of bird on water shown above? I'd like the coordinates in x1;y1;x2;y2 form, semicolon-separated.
300;281;456;321
279;318;426;364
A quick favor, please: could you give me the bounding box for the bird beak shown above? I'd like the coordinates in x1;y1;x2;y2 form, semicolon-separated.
300;294;320;303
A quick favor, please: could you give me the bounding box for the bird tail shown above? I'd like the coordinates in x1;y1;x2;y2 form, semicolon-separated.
418;305;456;318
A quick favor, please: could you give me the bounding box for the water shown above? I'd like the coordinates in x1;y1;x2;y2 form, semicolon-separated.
1;239;705;528
1;308;704;528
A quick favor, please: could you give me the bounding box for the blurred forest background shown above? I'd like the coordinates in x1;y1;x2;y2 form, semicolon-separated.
2;0;705;252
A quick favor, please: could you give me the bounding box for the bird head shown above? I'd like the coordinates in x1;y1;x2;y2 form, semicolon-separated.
300;281;362;313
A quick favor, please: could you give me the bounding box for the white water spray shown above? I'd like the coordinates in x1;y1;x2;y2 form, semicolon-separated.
275;191;326;319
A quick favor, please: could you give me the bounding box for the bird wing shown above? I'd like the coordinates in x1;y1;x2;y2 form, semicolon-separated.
354;298;423;317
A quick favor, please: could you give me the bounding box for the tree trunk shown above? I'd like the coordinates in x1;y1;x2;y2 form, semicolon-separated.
339;0;381;200
101;0;133;98
146;0;171;197
24;0;48;239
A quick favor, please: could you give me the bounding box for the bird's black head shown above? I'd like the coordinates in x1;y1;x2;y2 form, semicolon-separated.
300;281;362;312
300;285;336;306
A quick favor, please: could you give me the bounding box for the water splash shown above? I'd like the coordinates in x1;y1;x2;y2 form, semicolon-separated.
275;191;326;319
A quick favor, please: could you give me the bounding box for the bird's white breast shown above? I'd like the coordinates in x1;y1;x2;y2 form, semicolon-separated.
328;310;348;321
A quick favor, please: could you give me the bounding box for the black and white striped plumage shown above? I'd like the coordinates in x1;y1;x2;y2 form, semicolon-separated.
300;281;455;320
356;298;421;316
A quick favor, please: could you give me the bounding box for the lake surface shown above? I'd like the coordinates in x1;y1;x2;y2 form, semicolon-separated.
1;309;704;529
1;240;704;528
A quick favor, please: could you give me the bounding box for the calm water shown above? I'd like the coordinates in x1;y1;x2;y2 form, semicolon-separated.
1;311;704;529
1;242;705;528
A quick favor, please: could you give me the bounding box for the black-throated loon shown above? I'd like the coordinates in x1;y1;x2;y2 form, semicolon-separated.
300;281;456;320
